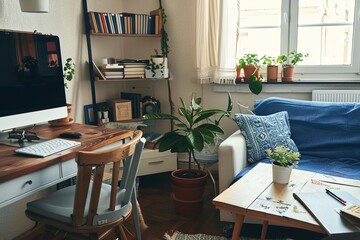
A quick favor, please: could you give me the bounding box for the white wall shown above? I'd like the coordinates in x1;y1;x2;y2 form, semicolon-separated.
0;0;353;238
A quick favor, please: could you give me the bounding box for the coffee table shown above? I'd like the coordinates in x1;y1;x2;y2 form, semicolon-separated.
213;163;360;240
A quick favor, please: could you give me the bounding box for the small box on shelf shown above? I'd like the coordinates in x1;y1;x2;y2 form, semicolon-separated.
108;99;132;121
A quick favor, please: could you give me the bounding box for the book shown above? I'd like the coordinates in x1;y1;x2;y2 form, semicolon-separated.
294;191;360;238
120;92;142;118
340;204;360;226
91;61;106;80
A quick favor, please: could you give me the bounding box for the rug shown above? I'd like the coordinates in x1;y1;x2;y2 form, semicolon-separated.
163;231;293;240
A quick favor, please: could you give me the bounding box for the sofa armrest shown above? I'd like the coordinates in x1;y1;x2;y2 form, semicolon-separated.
218;130;248;194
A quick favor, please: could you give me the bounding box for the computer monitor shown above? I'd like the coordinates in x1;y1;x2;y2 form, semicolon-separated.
0;30;68;145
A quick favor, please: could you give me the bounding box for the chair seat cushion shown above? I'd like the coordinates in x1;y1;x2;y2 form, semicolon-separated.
27;182;128;225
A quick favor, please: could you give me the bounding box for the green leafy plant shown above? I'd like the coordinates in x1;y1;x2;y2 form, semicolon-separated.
143;93;233;171
238;53;260;68
249;75;263;95
63;58;75;89
266;145;300;168
159;0;169;57
261;55;278;66
145;57;164;77
277;51;309;66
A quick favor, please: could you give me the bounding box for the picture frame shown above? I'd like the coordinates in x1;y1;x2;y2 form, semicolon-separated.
83;102;108;125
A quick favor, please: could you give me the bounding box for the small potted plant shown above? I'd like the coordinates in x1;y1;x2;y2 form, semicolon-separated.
143;93;233;216
277;51;309;82
238;53;260;81
261;55;279;82
266;145;300;184
49;58;75;125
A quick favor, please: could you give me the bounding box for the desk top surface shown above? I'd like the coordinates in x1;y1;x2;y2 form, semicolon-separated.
0;123;132;183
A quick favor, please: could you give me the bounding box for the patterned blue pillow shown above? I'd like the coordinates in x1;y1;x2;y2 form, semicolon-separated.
234;111;298;164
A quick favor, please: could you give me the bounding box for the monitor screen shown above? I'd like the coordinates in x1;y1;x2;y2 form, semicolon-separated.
0;30;67;132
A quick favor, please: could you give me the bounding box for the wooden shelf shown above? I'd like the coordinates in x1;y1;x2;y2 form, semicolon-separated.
95;77;168;82
90;32;161;37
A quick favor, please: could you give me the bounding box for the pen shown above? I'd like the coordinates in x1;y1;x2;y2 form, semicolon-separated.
325;189;347;205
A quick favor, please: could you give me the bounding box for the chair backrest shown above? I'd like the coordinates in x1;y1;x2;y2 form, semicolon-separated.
72;130;145;227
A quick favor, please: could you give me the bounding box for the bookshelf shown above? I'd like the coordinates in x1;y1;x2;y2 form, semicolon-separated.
82;0;169;124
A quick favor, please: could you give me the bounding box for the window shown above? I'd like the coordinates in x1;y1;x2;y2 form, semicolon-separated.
236;0;360;81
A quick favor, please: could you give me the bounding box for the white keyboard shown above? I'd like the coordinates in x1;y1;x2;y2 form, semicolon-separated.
15;138;81;157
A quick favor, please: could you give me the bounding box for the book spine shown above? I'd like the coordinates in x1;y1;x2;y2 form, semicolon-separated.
111;14;119;34
94;12;103;33
100;13;108;33
104;13;112;34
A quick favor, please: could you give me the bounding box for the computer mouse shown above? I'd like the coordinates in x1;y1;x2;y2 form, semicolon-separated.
59;132;82;139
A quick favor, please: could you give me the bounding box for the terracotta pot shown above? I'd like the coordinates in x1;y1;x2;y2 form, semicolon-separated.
267;65;278;82
272;163;293;184
171;169;208;216
171;193;204;216
281;65;294;82
243;65;259;81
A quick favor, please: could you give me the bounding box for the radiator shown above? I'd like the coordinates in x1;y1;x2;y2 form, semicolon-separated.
312;90;360;102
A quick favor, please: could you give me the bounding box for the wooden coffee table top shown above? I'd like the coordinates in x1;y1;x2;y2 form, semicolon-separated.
213;163;360;234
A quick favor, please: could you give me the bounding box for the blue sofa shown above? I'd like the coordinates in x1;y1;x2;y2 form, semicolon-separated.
218;97;360;222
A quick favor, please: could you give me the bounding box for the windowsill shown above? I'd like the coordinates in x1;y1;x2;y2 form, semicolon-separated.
213;80;360;93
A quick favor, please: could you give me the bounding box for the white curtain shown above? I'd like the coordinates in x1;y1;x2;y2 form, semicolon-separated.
196;0;238;84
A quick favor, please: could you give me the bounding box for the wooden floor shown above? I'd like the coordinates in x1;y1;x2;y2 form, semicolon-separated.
135;172;327;240
23;171;327;240
136;172;227;239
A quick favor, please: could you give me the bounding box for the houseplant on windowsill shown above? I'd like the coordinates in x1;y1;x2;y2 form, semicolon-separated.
49;58;75;126
277;51;308;82
238;53;260;81
143;93;233;216
261;55;279;82
266;145;300;184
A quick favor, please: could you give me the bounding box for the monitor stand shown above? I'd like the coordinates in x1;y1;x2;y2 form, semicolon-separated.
0;129;47;147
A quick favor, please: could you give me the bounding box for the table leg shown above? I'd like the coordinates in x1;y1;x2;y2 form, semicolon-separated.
260;220;268;240
232;214;245;240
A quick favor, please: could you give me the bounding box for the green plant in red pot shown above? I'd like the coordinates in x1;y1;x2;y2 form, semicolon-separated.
143;93;233;216
238;53;260;81
278;51;308;82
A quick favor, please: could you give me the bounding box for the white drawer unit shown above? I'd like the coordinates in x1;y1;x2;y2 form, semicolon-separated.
105;149;177;178
0;164;61;207
137;148;177;176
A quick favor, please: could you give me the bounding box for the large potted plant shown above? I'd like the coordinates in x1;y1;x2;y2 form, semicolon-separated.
266;145;300;184
277;51;308;82
143;93;233;216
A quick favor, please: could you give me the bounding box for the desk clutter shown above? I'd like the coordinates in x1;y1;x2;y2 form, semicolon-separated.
84;93;160;126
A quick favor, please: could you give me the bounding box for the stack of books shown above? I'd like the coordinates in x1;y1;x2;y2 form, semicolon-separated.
99;64;124;79
118;59;149;79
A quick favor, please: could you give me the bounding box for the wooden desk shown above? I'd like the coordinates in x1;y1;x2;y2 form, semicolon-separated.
0;123;132;208
213;163;360;240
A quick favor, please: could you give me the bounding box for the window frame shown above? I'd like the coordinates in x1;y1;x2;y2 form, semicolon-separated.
239;0;360;82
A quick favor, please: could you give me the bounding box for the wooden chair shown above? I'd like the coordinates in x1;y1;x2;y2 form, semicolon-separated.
26;130;145;240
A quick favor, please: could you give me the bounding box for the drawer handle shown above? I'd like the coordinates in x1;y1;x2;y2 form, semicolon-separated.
25;180;33;185
148;160;164;165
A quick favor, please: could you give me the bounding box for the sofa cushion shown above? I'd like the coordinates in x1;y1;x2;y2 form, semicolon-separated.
253;97;360;160
234;111;298;164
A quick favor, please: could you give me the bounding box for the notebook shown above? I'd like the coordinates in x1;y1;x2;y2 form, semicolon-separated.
294;191;360;238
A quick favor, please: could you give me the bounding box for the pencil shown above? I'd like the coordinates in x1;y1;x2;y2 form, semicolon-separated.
325;189;347;205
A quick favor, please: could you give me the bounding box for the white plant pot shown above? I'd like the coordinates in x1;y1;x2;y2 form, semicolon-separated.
151;57;168;68
145;68;169;79
19;0;49;13
272;163;293;184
